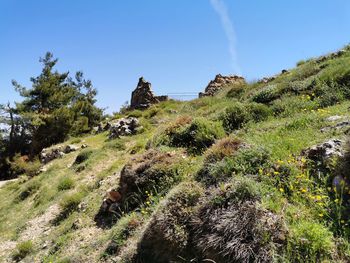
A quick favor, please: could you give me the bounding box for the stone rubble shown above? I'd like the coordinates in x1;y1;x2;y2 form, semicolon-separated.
199;74;246;97
109;117;140;139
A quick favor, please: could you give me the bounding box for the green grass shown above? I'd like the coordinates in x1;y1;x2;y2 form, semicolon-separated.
1;46;350;261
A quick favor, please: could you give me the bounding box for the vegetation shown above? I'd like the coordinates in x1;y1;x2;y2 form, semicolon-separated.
1;45;350;262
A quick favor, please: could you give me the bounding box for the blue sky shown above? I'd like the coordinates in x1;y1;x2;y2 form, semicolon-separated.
1;0;350;113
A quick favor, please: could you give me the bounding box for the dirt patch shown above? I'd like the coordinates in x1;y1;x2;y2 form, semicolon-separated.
19;204;60;242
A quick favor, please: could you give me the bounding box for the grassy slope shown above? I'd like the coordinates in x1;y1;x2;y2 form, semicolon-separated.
1;45;350;262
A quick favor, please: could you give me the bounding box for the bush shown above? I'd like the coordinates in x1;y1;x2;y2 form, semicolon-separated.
226;84;245;99
162;117;225;154
12;240;34;261
17;179;41;201
132;182;204;262
288;221;335;262
118;150;185;211
197;145;270;186
73;149;94;165
220;102;271;132
57;176;75;191
192;177;285;263
249;102;272;122
252;85;279;104
196;137;244;186
11;155;41;177
220;103;250;132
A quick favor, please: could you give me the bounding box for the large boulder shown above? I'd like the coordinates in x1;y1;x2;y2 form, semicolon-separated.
199;74;246;97
130;77;168;109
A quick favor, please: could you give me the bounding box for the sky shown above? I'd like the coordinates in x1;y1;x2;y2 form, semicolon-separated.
1;0;350;113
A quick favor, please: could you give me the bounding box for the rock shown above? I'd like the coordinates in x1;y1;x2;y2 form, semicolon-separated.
63;145;79;154
199;74;246;97
100;189;122;214
40;147;65;164
321;120;350;133
301;139;344;162
109;117;140;139
325;115;343;122
81;144;88;149
130;77;168;109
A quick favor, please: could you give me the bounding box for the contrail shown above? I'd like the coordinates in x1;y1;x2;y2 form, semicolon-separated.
209;0;242;75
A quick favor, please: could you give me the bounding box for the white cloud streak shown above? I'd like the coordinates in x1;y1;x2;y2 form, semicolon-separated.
209;0;241;75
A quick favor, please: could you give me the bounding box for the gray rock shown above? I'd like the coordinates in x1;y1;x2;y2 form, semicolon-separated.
325;115;343;122
321;120;350;133
64;145;79;154
302;139;344;162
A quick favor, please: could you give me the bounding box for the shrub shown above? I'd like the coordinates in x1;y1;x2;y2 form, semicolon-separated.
11;155;41;177
57;176;75;191
132;182;204;262
220;102;272;132
118;150;185;210
252;85;279;104
103;140;126;151
288;221;335;262
17;179;41;201
197;145;270;186
226;84;245;99
204;137;243;164
73;149;94;165
196;137;244;186
163;117;225;154
12;240;34;261
220;103;250;132
249;102;272;122
291;61;321;81
192;177;285;263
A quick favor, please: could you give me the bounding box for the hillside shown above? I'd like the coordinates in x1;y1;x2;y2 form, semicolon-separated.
1;45;350;262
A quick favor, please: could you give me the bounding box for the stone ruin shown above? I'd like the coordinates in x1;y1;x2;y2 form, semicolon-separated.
130;77;168;109
199;74;246;97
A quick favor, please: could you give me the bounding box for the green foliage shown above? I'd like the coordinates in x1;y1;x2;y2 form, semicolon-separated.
17;179;41;201
220;102;271;132
11;155;41;177
59;191;85;215
13;52;102;154
162;117;225;154
252;85;279;104
57;176;75;191
103;139;126;151
197;145;270;186
12;240;34;261
287;221;335;262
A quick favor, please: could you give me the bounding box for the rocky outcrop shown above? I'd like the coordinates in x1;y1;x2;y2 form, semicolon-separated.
199;74;246;98
130;77;168;109
109;117;140;139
